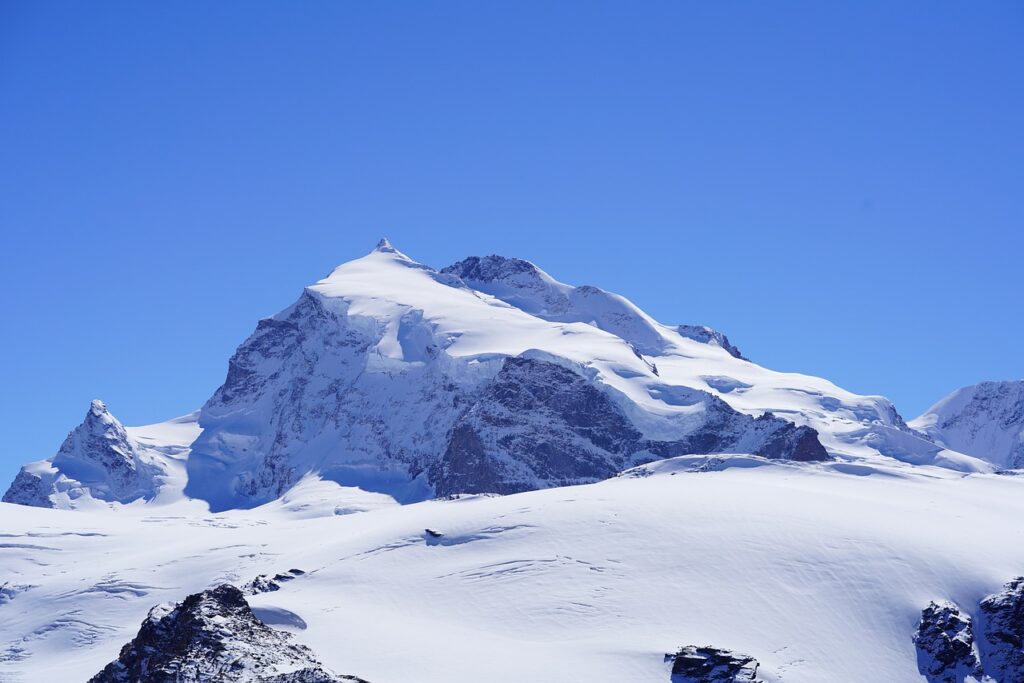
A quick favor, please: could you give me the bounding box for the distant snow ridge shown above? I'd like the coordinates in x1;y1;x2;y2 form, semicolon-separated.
3;401;159;508
676;325;746;360
912;380;1024;468
443;254;674;355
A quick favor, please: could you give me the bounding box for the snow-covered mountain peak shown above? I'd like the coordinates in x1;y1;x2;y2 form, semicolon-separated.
3;402;200;509
87;398;112;419
911;380;1024;468
373;236;397;253
50;400;137;480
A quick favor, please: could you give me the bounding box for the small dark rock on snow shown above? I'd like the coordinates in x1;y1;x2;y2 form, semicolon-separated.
665;645;763;682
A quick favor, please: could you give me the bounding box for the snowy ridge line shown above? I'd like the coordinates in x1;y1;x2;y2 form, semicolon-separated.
3;239;1013;512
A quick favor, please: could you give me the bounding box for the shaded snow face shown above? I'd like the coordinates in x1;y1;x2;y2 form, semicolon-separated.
912;380;1024;468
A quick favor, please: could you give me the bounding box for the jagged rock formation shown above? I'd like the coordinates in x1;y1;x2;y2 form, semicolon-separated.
676;325;746;360
89;584;364;683
664;646;762;682
979;577;1024;682
242;569;305;596
914;601;981;683
3;401;159;508
912;380;1024;468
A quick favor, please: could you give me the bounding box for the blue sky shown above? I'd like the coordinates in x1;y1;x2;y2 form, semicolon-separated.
1;2;1021;481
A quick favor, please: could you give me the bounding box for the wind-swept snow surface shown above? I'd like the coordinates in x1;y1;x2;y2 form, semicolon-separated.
3;459;1024;682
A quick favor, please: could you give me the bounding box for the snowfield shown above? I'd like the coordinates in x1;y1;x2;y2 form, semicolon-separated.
4;458;1024;682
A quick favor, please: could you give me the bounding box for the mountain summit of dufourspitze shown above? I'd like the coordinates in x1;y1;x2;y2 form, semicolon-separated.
3;241;1009;511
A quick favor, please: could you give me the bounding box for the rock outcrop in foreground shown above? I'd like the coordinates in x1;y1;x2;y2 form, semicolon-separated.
664;646;762;682
913;577;1024;683
90;584;365;683
913;601;981;683
979;577;1024;682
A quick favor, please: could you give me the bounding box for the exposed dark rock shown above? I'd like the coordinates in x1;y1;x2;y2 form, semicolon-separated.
914;601;981;683
665;646;763;682
242;569;305;596
89;584;365;683
1;468;54;508
430;357;829;496
979;577;1024;682
676;325;747;361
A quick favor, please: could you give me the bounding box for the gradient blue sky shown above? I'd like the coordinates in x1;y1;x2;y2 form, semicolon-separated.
1;2;1021;481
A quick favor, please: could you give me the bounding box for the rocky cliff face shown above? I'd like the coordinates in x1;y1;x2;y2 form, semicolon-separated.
430;356;826;496
912;577;1024;682
978;577;1024;681
912;380;1024;468
89;584;365;683
3;401;160;508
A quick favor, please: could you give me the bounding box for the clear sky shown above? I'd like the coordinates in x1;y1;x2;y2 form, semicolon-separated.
1;2;1021;482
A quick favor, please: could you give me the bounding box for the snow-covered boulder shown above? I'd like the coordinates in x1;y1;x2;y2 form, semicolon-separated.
89;584;365;683
912;380;1024;468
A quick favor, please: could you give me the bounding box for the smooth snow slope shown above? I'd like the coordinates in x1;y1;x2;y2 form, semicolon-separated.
2;458;1023;682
